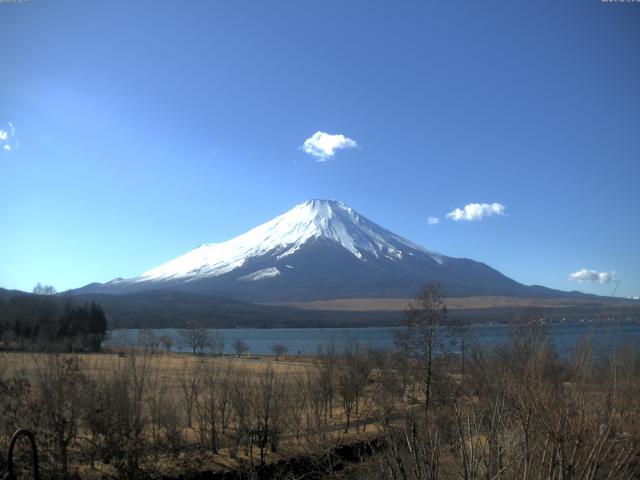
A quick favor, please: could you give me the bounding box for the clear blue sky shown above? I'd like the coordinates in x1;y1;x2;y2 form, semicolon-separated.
1;0;639;297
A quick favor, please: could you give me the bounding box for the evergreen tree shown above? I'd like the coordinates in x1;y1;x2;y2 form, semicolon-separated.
87;302;108;351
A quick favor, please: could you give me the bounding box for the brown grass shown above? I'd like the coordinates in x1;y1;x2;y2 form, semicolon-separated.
0;350;313;385
0;350;382;478
266;295;635;311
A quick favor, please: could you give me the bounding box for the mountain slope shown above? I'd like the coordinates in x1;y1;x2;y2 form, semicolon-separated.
71;290;640;329
75;199;573;301
73;290;402;329
136;199;444;283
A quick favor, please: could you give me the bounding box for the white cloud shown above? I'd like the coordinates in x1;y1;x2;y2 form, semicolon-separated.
427;216;440;225
1;122;16;153
569;268;615;285
301;131;358;161
446;202;506;222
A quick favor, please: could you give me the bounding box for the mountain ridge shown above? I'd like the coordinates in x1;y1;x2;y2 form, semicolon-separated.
74;199;592;302
3;286;637;329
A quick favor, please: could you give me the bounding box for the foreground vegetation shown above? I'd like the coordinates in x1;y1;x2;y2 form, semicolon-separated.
0;285;638;479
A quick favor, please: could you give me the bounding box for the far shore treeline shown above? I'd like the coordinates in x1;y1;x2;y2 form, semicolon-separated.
2;283;640;335
0;283;107;352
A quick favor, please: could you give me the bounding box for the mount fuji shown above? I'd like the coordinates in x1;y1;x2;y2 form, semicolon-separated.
75;199;568;302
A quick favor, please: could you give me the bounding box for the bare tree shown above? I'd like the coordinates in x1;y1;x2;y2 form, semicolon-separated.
336;341;370;432
217;358;234;435
229;368;252;459
368;347;404;428
32;354;85;476
395;283;446;413
143;359;172;460
32;283;57;295
83;348;155;479
455;323;640;480
179;359;202;429
211;330;226;356
194;356;222;453
316;342;338;425
0;363;34;472
180;326;211;355
249;366;289;464
137;328;159;354
302;366;330;439
272;343;288;360
233;338;249;357
159;335;174;355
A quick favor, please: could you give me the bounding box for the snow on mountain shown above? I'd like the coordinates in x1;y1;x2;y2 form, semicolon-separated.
238;267;281;282
75;199;552;302
68;197;608;308
133;199;444;283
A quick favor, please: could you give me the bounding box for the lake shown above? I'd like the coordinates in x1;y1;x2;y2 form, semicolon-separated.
106;320;640;357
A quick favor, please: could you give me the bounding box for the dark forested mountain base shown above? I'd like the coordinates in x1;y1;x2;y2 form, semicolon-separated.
0;290;107;351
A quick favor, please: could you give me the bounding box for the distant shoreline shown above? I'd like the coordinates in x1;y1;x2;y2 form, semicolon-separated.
267;295;640;311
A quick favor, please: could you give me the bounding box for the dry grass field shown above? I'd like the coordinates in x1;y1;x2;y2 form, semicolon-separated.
0;349;389;479
1;317;639;479
0;350;313;381
273;295;637;311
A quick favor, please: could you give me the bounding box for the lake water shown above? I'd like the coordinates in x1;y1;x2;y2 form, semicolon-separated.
106;321;640;357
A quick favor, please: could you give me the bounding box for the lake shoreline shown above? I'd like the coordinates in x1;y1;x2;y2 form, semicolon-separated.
106;320;640;357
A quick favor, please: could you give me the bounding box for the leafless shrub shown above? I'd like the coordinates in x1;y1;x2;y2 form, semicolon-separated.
193;356;223;452
233;338;250;356
32;354;86;477
272;343;288;359
249;365;289;464
158;335;173;355
179;358;202;429
0;360;34;473
336;341;370;433
137;328;159;354
88;350;154;479
180;326;211;355
395;284;447;413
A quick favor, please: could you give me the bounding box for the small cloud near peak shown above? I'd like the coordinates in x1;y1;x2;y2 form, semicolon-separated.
446;202;506;222
427;216;440;225
569;268;615;285
301;131;358;161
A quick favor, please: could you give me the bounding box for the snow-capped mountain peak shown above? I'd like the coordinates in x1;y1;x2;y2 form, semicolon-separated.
75;199;542;302
134;199;443;283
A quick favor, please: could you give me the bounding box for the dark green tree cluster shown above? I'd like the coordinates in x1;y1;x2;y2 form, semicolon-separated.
0;285;108;351
56;302;108;351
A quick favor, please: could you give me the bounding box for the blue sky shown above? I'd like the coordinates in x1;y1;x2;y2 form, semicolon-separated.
1;0;639;297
